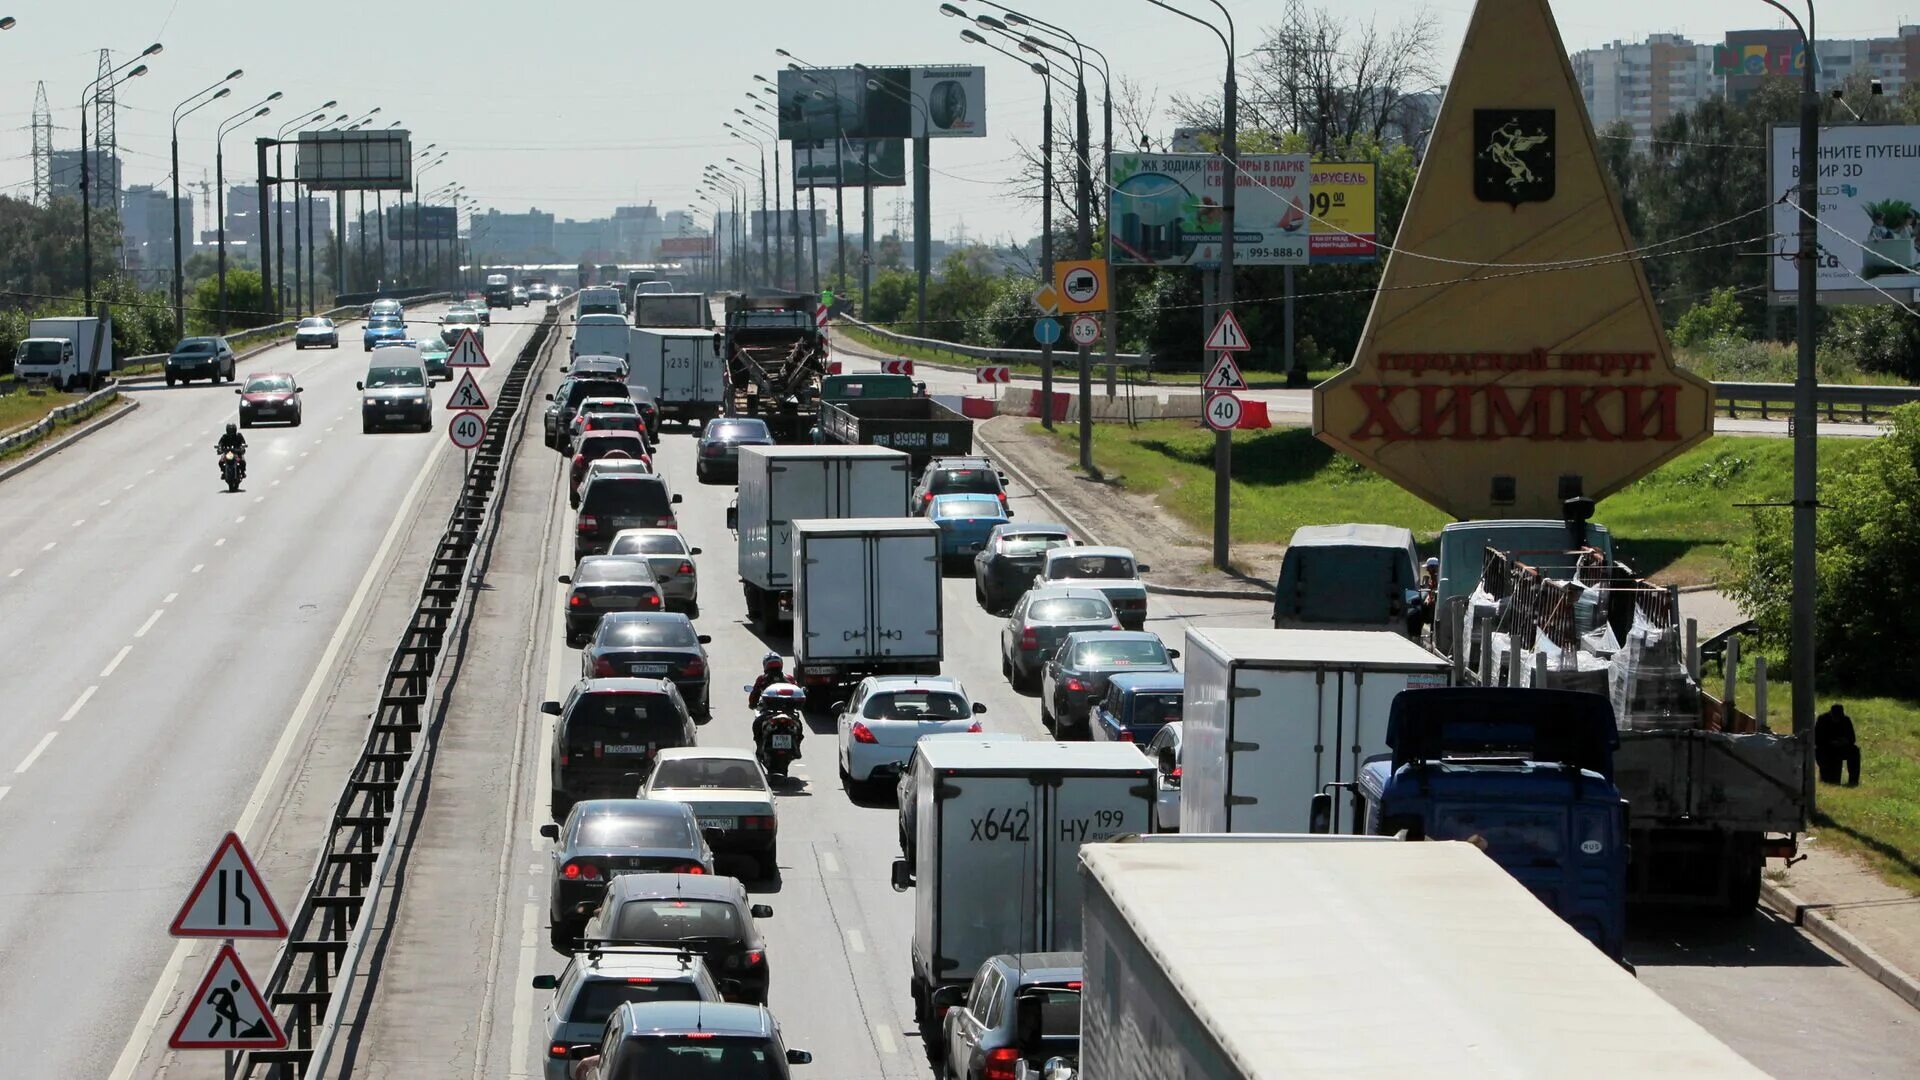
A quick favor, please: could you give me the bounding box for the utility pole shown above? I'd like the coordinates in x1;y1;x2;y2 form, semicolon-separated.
1777;0;1820;739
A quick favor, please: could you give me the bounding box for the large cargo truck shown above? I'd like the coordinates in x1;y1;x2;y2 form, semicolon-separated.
13;316;114;390
814;373;973;469
792;518;943;692
630;327;725;427
722;292;829;440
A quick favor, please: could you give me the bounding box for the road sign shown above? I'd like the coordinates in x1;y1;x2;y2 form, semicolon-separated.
1054;259;1108;313
169;944;286;1051
447;331;490;368
1204;310;1251;352
880;359;915;376
1204;392;1244;431
446;370;490;411
814;303;830;331
1204;354;1247;392
1033;317;1062;346
1069;314;1102;347
1030;283;1061;315
448;410;486;450
976;366;1012;384
170;832;287;939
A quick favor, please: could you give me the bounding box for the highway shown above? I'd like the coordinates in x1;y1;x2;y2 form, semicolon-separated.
0;302;545;1080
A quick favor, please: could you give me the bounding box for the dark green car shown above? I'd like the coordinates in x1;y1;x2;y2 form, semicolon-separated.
417;338;453;381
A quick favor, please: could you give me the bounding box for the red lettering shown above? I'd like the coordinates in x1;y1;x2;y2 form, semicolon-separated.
1350;385;1411;441
1619;384;1681;441
1482;386;1555;440
1416;385;1471;439
1561;386;1621;441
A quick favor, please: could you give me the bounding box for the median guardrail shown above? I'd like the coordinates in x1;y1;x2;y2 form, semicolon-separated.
240;300;561;1078
0;383;121;456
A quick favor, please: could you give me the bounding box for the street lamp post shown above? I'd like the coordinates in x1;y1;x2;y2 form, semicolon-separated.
737;105;787;288
171;69;241;338
82;43;162;305
860;67;934;334
780;52;854;298
727;134;773;288
711;169;751;290
216;94;279;333
415;151;446;287
275;102;335;319
762;74;821;294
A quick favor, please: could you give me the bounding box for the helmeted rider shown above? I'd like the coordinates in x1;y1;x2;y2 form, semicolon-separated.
216;422;248;478
749;652;803;751
748;651;786;709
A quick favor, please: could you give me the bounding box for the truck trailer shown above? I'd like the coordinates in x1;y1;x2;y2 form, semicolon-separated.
792;518;943;692
1078;838;1767;1080
629;326;725;427
722;292;829;440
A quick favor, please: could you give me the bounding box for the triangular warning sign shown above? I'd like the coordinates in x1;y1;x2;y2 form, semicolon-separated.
171;832;288;939
446;370;490;411
1204;354;1247;392
1203;310;1250;352
447;330;490;368
1311;0;1712;520
170;944;287;1051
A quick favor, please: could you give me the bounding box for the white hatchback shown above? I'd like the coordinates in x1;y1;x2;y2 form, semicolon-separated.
836;676;985;791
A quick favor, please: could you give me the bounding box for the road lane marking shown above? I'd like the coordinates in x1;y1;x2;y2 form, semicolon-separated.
40;542;54;552
190;563;204;574
235;515;246;524
214;537;226;547
271;479;281;488
134;609;164;638
98;499;111;507
507;903;542;1079
846;928;866;953
71;519;83;528
163;592;177;604
254;496;265;504
14;731;58;774
56;686;97;724
8;569;20;578
109;396;461;1080
0;786;9;805
873;1023;899;1057
164;454;175;462
99;645;132;678
819;850;840;874
145;468;155;476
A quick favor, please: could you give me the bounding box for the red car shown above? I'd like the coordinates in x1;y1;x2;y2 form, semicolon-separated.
571;430;652;499
235;372;303;427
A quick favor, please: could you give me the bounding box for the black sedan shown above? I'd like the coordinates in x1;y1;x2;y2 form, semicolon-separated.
539;800;714;952
694;417;774;484
973;523;1076;614
581;873;775;1004
165;336;236;386
583;612;712;718
560;556;667;647
1040;630;1179;737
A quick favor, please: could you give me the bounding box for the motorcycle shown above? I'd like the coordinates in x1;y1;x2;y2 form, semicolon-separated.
748;682;807;778
217;447;246;492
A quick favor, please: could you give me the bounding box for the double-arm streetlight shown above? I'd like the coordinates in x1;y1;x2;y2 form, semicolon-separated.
735;103;788;288
779;50;861;299
216;93;279;332
274;101;334;318
414;150;447;286
170;68;241;337
856;65;934;333
757;74;821;293
705;168;748;290
82;42;162;305
725;132;773;287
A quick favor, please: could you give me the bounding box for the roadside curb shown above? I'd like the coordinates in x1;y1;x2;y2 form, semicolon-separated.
1761;878;1920;1011
976;423;1275;602
0;394;138;484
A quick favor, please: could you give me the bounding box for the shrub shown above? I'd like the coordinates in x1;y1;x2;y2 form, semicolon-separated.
1670;286;1748;349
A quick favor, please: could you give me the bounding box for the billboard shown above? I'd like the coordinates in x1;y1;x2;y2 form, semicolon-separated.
295;130;413;192
778;66;986;140
791;138;907;189
417;206;457;242
658;236;709;258
1309;161;1378;263
1769;124;1920;298
1107;152;1311;266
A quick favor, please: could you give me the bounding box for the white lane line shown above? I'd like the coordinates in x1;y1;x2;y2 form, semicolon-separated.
819;850;840;875
254;496;265;503
8;568;20;578
40;541;55;552
234;515;246;524
163;592;177;604
326;425;336;433
14;731;58;774
164;454;175;462
846;928;866;954
214;537;226;547
145;468;156;475
98;499;111;507
181;442;193;450
190;563;204;574
109;404;460;1080
99;645;132;678
56;686;97;725
71;519;84;528
873;1023;899;1057
507;903;542;1080
270;479;281;488
124;482;135;490
299;451;309;458
134;609;164;638
0;786;9;806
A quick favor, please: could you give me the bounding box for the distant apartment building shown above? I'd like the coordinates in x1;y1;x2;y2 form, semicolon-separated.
1572;34;1718;141
120;184;191;277
472;208;556;261
50;148;122;203
1717;25;1920;102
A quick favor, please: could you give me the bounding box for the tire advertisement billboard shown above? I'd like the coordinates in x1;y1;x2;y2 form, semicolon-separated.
778;66;986;141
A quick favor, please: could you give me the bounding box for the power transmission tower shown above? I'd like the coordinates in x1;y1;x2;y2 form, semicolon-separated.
94;48;117;208
31;81;50;207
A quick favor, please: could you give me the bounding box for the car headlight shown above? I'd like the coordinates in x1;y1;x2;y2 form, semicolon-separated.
365;397;379;406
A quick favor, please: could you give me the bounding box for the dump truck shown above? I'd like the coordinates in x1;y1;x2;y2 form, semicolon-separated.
812;373;973;468
722;292;830;441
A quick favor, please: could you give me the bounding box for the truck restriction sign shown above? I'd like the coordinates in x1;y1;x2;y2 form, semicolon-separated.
1069;315;1101;347
1054;259;1108;313
1204;392;1244;431
448;410;486;450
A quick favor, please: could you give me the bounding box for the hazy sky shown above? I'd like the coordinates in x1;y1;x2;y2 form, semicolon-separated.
0;0;1900;246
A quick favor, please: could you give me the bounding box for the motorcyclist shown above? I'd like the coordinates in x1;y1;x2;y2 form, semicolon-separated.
215;423;248;479
747;651;786;708
749;653;804;754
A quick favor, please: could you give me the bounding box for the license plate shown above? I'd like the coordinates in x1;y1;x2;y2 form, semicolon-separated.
769;734;793;749
698;816;736;830
612;517;648;528
631;663;671;675
604;744;650;755
386;412;405;420
595;596;637;609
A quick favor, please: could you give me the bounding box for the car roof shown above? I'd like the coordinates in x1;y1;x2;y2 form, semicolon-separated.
928;456;993;469
931;492;1004;505
575;947;708;979
598;611;689;628
579;676;677;694
989;952;1085;985
580;430;647;443
863;675;964;694
1023;585;1113;603
993;523;1070;537
1063;630;1163;646
614;1000;773;1038
602;871;747;904
654;746;755;764
245;371;293;381
1048;545;1133;560
1106;671;1185;692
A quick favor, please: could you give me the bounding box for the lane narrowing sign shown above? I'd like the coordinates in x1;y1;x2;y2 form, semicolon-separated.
1203;310;1251;352
170;832;287;939
447;331;490;368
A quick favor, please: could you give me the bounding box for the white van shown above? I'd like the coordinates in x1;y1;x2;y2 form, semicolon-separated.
577;286;624;319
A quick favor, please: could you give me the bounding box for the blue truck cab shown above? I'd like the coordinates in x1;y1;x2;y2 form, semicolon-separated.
1320;687;1629;961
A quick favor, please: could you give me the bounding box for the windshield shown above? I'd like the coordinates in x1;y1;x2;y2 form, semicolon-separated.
567;381;629;407
1072;640;1168;668
650;758;764;791
612;534;687;556
446;312;478;324
20;341;64;363
1001;533;1072;557
365;366;425;389
707;420;770;441
610;1040;782;1080
1050;555;1135;580
1025;988;1082;1041
298;318;332;328
244;376;294;393
929;468;1000;494
584;401;640;416
863;690;968;720
1030;597;1114;622
1431;806;1564;863
369;317;403;329
936;498;1003;519
587;415;644;433
172;339;216;354
602;617;699;648
567;979;705;1026
577;559;657;585
609;899;743;944
572;811;697;850
584;481;672;516
568;694;682;739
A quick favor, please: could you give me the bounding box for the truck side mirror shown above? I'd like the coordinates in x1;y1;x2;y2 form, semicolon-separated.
725;506;738;531
355;381;364;391
1137;564;1152;574
749;903;773;919
1308;792;1334;834
890;858;915;892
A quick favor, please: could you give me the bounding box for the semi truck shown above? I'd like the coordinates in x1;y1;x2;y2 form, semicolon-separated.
1078;837;1768;1080
12;316;114;390
630;326;725;428
1180;628;1451;834
726;445;910;630
888;739;1155;1045
813;373;973;469
722;292;829;441
792;518;943;693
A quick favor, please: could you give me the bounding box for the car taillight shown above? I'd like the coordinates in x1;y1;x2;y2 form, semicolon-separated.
984;1047;1021;1080
578;515;598;531
561;861;602;882
1118;730;1134;742
568;594;586;608
677;863;706;875
681;659;705;677
701;444;722;456
851;722;877;744
742;815;775;830
592;658;616;677
998;492;1009;508
677;561;695;574
1169;766;1182;780
572;453;585;469
1066;678;1084;692
744;949;765;967
548;1042;570;1059
1019;628;1038;650
646;593;662;608
967;721;983;733
1112;623;1124;630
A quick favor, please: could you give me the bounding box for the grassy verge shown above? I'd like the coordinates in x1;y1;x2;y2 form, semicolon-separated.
0;386;82;437
0;388;118;461
1033;421;1868;584
838;323;1338;386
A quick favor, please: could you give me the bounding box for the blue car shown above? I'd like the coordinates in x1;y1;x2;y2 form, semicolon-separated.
1090;671;1184;745
362;314;406;351
928;492;1010;569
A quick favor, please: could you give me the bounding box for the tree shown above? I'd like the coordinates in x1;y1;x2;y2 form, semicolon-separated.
1670;286;1748;348
187;269;271;334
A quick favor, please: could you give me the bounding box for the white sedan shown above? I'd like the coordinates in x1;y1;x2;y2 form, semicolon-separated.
836;676;985;792
638;747;779;879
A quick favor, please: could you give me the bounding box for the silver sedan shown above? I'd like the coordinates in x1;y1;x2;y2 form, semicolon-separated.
606;528;701;616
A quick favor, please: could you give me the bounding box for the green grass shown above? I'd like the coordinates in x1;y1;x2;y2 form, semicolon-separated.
0;387;116;461
0;386;81;436
1033;422;1869;584
838;323;1338;386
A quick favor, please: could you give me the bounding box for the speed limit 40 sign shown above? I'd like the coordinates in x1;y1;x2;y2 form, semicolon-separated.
448;410;486;450
1203;392;1243;431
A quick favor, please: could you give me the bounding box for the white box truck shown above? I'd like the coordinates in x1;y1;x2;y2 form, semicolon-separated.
14;316;114;390
792;518;942;690
726;445;911;629
570;313;631;362
888;740;1155;1038
1182;628;1451;834
631;292;712;329
630;326;725;427
1078;838;1766;1080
